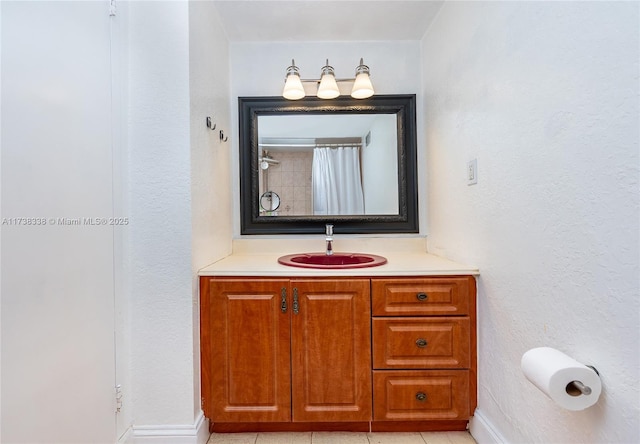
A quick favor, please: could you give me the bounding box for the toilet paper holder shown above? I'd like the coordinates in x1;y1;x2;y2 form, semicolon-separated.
566;365;599;397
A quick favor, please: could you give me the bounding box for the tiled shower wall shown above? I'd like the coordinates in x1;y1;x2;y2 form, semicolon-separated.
261;151;312;216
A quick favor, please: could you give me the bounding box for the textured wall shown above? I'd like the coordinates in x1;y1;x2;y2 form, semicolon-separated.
421;2;639;443
189;0;232;421
126;0;231;432
127;1;195;426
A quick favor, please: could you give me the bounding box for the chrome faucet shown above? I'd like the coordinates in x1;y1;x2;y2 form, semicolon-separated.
325;224;334;256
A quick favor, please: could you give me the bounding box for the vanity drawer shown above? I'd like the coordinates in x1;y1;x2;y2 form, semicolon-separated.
371;277;474;316
373;370;470;421
372;318;470;369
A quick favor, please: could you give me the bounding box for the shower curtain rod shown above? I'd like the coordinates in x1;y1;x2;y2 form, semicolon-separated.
258;142;363;148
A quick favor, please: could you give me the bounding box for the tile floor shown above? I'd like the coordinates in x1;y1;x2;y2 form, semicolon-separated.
208;431;476;444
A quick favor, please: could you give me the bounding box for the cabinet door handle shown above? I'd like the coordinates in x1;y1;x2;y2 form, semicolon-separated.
415;392;427;402
293;288;299;314
415;338;428;348
416;292;428;301
281;287;287;313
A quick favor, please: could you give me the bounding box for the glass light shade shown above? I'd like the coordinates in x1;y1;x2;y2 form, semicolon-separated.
317;62;340;99
283;72;305;100
351;58;374;99
351;72;374;99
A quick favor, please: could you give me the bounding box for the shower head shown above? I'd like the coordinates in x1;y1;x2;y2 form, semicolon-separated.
258;151;280;169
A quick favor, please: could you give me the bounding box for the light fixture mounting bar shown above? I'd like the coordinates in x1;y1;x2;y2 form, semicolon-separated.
282;58;374;100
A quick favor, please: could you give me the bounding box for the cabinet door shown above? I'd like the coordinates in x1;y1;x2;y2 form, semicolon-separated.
290;279;372;422
201;278;291;422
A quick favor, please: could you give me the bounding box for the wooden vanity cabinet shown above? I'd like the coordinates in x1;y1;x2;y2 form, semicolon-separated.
200;278;291;423
291;279;372;423
200;275;476;432
200;277;372;427
371;276;476;428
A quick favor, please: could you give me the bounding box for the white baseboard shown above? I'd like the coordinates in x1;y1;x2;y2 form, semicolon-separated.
469;408;508;444
120;411;209;444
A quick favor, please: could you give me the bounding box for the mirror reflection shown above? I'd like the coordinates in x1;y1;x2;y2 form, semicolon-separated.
238;95;418;235
259;191;280;213
257;114;398;217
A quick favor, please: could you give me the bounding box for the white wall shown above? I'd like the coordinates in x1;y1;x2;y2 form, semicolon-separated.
112;3;131;439
189;0;232;424
1;1;117;442
127;0;194;427
125;1;230;441
229;41;426;236
1;1;230;441
421;2;639;443
361;115;398;214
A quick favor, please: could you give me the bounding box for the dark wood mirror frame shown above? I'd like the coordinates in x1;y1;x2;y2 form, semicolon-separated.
239;94;418;235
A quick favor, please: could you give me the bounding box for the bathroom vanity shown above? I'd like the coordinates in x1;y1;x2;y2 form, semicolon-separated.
199;241;478;433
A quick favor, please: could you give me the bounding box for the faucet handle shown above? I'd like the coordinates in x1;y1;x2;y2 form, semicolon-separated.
325;224;334;236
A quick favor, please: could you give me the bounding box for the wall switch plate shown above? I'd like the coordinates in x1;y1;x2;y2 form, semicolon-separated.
467;159;478;185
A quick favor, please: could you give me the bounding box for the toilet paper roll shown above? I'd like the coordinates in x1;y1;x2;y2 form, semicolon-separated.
521;347;601;411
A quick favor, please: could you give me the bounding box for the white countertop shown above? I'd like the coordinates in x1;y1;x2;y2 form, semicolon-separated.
198;238;478;277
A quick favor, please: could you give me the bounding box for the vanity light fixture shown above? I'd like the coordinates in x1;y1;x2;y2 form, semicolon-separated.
351;58;375;99
317;60;340;99
282;60;305;100
282;58;375;100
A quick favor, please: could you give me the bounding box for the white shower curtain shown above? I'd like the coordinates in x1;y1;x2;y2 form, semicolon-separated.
312;146;365;215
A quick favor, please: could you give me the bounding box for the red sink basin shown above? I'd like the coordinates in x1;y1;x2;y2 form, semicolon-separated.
278;252;387;269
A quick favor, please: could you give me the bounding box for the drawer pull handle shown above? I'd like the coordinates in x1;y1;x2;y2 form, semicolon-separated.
416;292;428;301
415;338;428;348
416;392;427;402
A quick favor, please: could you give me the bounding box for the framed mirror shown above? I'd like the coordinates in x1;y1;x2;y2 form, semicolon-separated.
239;94;418;235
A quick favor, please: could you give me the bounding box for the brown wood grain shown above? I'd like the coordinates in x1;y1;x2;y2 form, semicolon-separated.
201;275;477;431
372;370;470;421
371;276;473;316
203;278;291;422
372;317;471;369
291;279;372;422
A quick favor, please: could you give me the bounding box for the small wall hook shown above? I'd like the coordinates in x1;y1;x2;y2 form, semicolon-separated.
205;117;216;131
219;130;228;142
